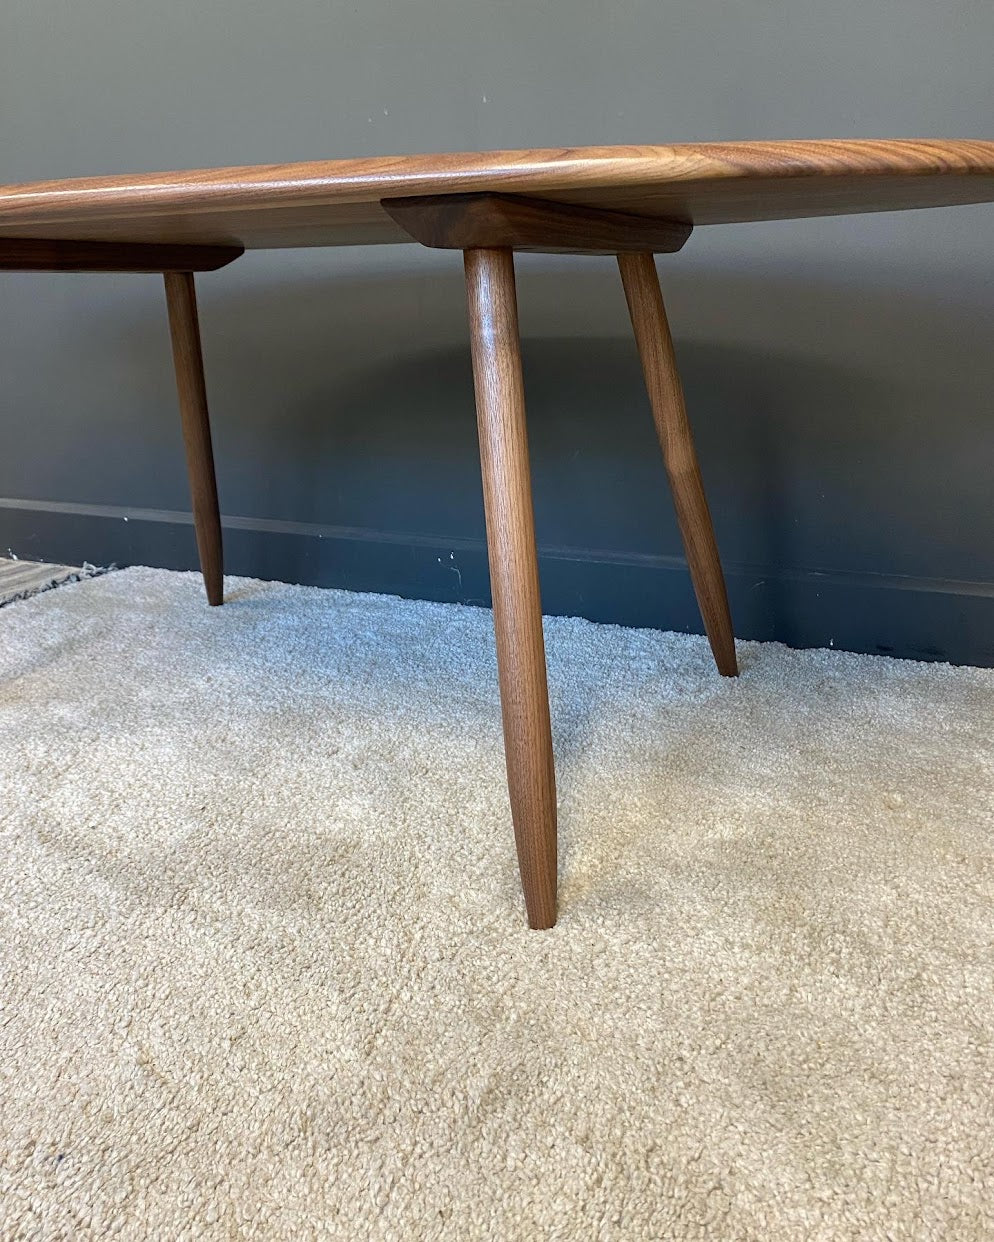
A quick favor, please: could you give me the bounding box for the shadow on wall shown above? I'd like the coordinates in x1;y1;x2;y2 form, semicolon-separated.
172;262;994;573
3;260;993;662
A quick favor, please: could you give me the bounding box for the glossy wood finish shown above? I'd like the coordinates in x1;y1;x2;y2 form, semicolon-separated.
1;141;992;249
382;192;692;254
0;238;242;272
618;252;737;677
465;248;558;929
163;273;224;606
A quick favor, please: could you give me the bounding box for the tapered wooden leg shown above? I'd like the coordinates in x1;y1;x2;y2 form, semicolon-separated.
464;248;558;929
163;271;224;606
618;252;738;676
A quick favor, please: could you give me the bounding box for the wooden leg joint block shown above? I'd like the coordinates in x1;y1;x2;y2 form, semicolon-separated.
383;192;692;255
0;238;243;273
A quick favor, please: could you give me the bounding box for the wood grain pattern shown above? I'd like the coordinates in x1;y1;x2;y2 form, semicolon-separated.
382;192;691;254
163;272;224;606
0;238;242;272
618;252;737;677
465;247;558;930
0;141;991;249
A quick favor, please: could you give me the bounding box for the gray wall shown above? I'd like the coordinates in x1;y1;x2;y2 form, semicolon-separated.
2;0;993;664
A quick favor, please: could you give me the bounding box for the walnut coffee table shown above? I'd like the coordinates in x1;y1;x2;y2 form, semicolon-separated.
3;140;993;927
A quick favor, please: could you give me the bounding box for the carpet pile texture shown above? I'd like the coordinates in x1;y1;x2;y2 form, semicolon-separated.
1;567;992;1239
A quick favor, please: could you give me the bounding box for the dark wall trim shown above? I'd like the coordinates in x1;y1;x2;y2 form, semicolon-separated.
2;497;992;667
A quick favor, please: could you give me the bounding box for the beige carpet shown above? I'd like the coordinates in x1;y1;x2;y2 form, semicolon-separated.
1;567;992;1240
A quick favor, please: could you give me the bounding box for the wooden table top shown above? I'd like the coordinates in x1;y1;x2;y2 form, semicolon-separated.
1;140;993;251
